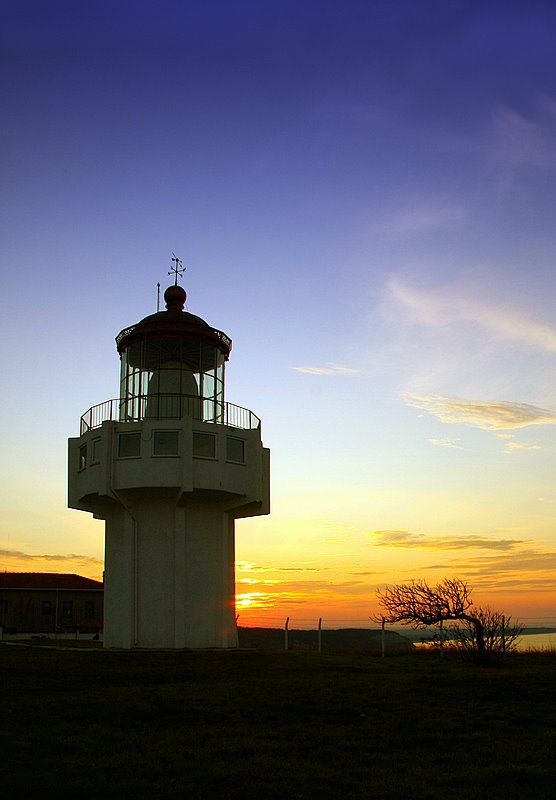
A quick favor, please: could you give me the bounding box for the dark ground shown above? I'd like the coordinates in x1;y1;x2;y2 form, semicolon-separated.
1;643;554;799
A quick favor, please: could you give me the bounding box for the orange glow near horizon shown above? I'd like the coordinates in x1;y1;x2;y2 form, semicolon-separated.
1;537;553;629
233;549;556;628
234;588;556;630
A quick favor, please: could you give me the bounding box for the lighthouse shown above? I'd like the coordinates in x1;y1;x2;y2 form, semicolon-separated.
68;259;270;649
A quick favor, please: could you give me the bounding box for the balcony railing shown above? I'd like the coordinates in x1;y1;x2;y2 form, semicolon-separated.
80;395;261;435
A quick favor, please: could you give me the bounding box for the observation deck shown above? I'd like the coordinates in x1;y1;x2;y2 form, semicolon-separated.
80;395;261;435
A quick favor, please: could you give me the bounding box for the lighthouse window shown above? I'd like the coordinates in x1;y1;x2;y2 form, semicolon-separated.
118;432;141;458
91;438;102;464
226;437;245;464
192;432;216;459
153;430;179;456
79;445;87;470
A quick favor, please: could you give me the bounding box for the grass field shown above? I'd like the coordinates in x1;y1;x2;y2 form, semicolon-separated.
1;643;554;799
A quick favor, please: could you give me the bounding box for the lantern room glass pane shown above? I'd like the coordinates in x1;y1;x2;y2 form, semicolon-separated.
119;334;225;423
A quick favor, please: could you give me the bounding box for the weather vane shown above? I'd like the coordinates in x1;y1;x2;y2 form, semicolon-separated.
168;253;186;285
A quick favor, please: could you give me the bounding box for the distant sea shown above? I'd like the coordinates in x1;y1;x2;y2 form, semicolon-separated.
516;632;556;651
409;628;556;651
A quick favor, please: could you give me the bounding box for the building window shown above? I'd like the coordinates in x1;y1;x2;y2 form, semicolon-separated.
41;600;53;615
62;601;73;619
79;444;87;470
153;430;179;456
226;437;245;464
118;432;141;458
84;600;95;618
0;599;8;613
91;437;102;464
193;432;216;459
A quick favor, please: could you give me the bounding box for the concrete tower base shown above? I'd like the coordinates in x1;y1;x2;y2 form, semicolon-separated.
103;498;238;649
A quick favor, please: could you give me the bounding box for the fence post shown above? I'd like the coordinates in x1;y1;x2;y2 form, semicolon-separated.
284;617;289;651
439;618;444;656
381;617;386;658
318;617;322;653
501;615;506;654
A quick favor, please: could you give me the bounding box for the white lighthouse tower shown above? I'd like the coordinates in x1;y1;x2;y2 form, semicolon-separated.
68;260;270;649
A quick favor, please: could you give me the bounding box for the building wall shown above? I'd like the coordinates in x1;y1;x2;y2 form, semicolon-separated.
68;417;270;517
0;589;103;635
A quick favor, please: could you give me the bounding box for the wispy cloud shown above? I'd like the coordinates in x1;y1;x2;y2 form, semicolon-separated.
486;105;556;169
239;577;280;586
504;441;542;453
424;549;556;592
236;577;372;612
372;201;466;236
291;363;362;376
236;561;327;575
278;567;328;572
426;550;556;575
0;548;102;566
388;277;556;352
236;561;270;573
427;437;460;449
403;392;556;431
369;530;525;551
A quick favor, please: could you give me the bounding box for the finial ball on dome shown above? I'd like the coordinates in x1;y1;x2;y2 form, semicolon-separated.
164;284;187;311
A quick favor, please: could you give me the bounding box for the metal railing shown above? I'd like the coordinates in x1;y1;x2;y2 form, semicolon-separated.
80;395;261;435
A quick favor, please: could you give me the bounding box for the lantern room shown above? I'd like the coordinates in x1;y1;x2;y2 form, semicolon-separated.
115;284;232;424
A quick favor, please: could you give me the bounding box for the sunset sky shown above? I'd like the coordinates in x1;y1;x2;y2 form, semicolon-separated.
2;1;556;628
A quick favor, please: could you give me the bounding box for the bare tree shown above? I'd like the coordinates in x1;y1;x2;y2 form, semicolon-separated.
375;577;504;663
447;607;522;657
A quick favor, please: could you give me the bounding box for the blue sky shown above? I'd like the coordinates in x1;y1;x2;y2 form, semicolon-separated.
2;1;556;625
